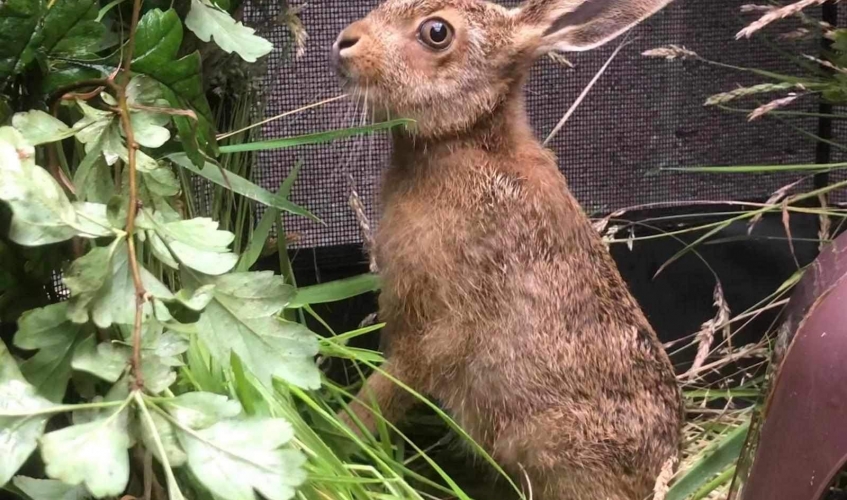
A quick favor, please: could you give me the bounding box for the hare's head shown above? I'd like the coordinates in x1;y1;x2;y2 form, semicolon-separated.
332;0;672;138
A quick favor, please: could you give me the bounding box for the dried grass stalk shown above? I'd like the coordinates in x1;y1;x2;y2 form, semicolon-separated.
685;283;731;380
348;175;379;273
652;455;678;500
705;82;798;106
740;4;776;13
278;2;309;58
748;177;806;234
747;94;801;121
737;0;832;39
818;193;831;252
547;51;574;68
642;45;700;60
779;27;812;40
803;54;847;74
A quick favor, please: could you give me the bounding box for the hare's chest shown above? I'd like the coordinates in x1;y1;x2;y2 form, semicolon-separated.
374;197;472;313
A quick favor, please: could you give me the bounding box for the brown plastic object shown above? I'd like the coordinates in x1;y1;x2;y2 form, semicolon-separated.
741;231;847;500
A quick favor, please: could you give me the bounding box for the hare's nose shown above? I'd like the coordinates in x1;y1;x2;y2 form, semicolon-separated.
332;22;368;65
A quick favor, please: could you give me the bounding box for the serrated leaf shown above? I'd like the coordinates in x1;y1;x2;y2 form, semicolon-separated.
35;0;104;58
146;229;180;269
175;285;216;311
177;418;306;500
185;0;272;63
40;403;132;498
152;330;190;359
138;212;238;275
186;272;321;390
12;476;90;500
66;240;175;328
126;75;172;149
132;8;216;166
139;163;180;197
73;100;164;173
14;303;85;402
14;303;80;350
141;356;177;394
18;341;80;404
64;246;111;298
0;0;44;93
0;340;54;487
71;335;128;383
73;102;117;158
73;146;114;204
136;406;187;468
12;110;75;145
165;392;241;430
0;127;112;246
72;202;112;236
132;111;171;148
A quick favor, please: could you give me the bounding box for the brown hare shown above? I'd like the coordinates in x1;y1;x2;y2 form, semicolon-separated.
332;1;682;498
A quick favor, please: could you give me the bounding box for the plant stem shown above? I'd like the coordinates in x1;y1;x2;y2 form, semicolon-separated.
0;399;126;418
116;0;146;391
133;392;185;500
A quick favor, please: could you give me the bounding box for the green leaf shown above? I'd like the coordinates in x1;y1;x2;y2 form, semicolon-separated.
140;356;177;394
12;111;75;145
666;421;750;500
73;147;114;204
185;0;273;63
217;120;414;154
139;162;181;198
137;211;238;275
74;101;119;163
288;274;381;308
66;240;175;328
0;0;44;93
151;330;190;359
0;339;54;487
36;0;105;57
14;302;80;350
12;476;90;500
40;401;132;498
132;8;217;166
71;335;128;383
175;285;216;311
185;271;321;390
126;75;172;149
14;303;85;402
177;418;306;500
236;204;277;273
168;153;318;222
165;392;242;430
135;405;187;468
0;127;113;246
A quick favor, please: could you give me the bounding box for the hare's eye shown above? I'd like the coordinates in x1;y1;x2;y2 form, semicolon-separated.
418;18;454;50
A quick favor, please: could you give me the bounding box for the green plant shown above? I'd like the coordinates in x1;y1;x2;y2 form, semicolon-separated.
0;2;455;500
635;2;847;499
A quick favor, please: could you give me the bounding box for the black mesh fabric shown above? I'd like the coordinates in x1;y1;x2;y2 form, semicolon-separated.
243;0;825;249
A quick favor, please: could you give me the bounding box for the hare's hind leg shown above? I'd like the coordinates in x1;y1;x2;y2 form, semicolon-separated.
338;361;417;437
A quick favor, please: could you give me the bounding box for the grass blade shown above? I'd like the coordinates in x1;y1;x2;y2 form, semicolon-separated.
288;274;382;308
168;153;320;222
218;119;414;153
667;421;750;500
662;162;847;174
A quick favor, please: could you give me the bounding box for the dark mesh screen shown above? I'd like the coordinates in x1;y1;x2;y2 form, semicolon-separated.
244;0;824;249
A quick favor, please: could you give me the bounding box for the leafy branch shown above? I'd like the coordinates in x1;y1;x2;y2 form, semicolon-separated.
0;0;425;499
115;0;147;392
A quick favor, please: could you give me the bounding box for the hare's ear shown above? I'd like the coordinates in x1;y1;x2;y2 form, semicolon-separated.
515;0;672;54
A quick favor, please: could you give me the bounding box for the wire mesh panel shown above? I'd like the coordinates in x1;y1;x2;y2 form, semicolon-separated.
244;0;821;249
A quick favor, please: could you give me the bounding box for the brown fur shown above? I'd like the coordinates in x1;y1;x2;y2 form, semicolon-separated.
332;1;681;498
